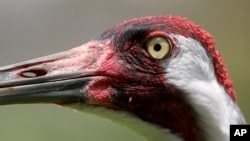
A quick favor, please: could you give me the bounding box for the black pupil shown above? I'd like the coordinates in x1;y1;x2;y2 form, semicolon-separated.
154;44;161;51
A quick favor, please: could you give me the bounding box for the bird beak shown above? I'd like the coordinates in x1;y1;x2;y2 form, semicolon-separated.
0;40;112;105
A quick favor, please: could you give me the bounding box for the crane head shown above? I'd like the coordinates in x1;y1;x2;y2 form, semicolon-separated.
0;16;245;141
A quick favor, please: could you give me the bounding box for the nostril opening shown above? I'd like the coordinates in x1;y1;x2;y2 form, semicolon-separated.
19;69;47;78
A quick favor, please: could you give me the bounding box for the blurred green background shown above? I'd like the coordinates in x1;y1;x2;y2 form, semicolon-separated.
0;0;249;141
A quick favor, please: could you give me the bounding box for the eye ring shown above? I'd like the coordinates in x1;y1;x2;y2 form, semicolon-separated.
146;36;172;59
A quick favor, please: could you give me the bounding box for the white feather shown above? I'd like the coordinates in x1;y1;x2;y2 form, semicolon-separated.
162;35;245;141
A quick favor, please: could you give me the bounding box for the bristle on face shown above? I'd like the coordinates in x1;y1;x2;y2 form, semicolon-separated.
101;15;236;101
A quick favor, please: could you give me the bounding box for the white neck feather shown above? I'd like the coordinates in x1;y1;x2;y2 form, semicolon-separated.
163;35;246;141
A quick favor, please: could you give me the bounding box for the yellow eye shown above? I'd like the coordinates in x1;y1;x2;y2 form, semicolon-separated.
146;37;171;59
